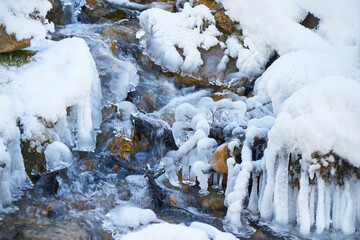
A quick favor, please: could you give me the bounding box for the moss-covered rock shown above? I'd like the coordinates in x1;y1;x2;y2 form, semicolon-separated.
0;50;36;67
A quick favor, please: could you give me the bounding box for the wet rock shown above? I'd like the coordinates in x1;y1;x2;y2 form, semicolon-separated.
300;12;320;30
209;143;229;173
147;2;176;12
101;105;117;119
102;10;127;22
193;0;218;10
84;160;97;171
21;140;47;181
82;6;112;23
46;0;64;25
168;192;188;209
108;135;139;159
87;0;103;8
0;26;31;53
109;41;119;56
200;192;225;211
175;74;214;89
17;220;89;240
102;19;140;44
214;10;235;34
132;93;156;113
131;113;177;151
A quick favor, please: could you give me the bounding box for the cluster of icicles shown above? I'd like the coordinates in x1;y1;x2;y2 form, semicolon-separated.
163;97;360;237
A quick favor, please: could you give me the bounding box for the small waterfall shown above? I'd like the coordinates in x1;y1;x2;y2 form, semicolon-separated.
61;0;86;24
63;1;76;24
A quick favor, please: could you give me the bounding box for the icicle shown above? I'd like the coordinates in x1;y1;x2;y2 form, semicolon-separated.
316;173;325;234
217;173;224;194
212;173;219;189
259;149;276;220
225;161;253;227
341;179;355;235
309;185;316;227
248;173;259;213
274;153;289;225
324;183;331;229
298;169;310;234
332;185;341;230
192;161;211;196
224;158;237;207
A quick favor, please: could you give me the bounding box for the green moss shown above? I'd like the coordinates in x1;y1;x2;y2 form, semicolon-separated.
0;50;36;67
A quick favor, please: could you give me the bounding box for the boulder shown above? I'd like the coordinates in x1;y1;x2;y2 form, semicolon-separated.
193;0;218;10
209;143;229;173
46;0;64;25
200;192;225;211
147;2;176;12
0;26;31;53
214;10;235;34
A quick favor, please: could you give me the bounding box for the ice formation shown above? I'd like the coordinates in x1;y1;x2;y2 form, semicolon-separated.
44;141;73;172
137;3;221;74
259;77;360;235
58;24;139;106
138;0;360;236
0;37;101;210
0;0;54;42
163;97;246;192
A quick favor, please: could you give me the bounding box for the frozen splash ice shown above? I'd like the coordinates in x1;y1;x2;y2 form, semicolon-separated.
0;37;101;210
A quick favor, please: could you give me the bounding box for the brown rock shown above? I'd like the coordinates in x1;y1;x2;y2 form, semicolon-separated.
87;0;103;8
169;193;187;209
46;0;64;25
46;205;54;212
110;41;119;56
193;0;218;10
108;135;139;159
300;12;319;30
84;160;97;171
0;26;31;53
200;192;225;211
102;19;140;44
102;10;127;22
147;2;175;12
214;10;234;34
209;143;229;173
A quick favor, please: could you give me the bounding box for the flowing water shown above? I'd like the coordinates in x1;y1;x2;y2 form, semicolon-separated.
0;6;305;240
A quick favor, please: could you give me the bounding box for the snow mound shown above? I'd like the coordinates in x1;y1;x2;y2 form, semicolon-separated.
266;77;360;168
219;0;360;76
104;205;157;229
137;3;221;74
121;222;235;240
255;46;360;114
0;0;54;42
0;37;101;210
